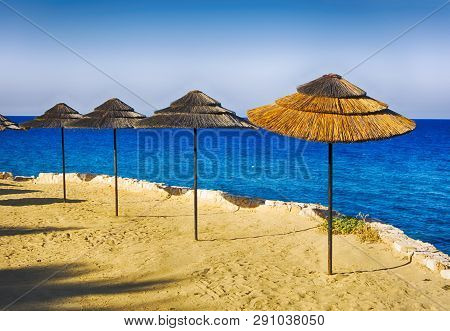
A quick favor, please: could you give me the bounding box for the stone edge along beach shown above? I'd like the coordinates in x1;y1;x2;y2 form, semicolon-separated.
1;171;449;280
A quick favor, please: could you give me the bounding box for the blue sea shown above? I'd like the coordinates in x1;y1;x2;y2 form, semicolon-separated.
1;117;449;254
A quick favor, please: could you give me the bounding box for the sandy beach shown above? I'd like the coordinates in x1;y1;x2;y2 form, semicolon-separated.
0;175;448;311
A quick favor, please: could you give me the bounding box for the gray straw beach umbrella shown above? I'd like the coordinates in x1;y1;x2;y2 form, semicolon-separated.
0;114;21;131
0;114;21;178
247;74;416;274
135;90;255;240
69;98;145;216
20;103;83;201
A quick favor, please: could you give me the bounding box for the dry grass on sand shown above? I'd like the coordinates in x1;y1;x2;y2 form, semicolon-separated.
0;179;448;310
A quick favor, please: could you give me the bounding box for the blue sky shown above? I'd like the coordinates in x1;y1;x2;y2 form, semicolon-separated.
1;0;449;118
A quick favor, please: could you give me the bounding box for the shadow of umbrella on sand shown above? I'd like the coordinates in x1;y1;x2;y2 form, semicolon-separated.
247;73;416;275
135;90;256;240
68;98;145;216
20;103;83;202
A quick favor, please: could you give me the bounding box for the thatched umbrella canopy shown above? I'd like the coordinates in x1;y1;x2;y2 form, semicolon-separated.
20;103;83;129
247;74;415;274
20;103;83;202
135;90;255;240
71;98;145;129
137;90;256;129
69;98;145;216
0;114;21;131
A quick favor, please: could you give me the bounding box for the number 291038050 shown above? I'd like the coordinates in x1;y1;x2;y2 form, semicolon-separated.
253;314;325;326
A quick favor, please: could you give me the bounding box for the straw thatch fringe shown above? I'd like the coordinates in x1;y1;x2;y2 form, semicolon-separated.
68;98;145;129
84;98;144;119
248;104;415;143
20;103;83;129
136;113;255;129
297;74;366;98
156;105;235;115
0;114;21;131
248;74;415;143
40;103;81;119
21;119;76;129
276;93;387;114
70;116;143;129
86;110;145;119
136;90;256;129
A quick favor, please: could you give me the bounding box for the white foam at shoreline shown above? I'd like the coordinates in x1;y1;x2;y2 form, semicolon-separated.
2;171;449;278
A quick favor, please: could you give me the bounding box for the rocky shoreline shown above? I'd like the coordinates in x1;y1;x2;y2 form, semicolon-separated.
1;171;449;279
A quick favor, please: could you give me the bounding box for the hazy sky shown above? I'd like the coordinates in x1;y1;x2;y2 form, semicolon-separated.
1;0;449;118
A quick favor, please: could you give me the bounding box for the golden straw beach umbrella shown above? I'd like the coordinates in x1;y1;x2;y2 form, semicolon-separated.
69;98;145;216
0;114;21;131
247;73;416;274
20;103;83;201
135;90;255;240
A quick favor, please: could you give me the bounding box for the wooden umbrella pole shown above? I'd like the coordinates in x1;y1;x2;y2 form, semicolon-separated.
328;143;333;275
113;128;118;217
61;127;66;202
193;128;198;241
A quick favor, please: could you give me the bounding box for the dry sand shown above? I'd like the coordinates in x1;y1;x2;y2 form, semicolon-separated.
0;178;448;311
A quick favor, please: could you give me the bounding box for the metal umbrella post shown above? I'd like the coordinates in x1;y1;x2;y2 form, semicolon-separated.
327;143;333;275
193;128;198;240
61;127;67;202
113;128;119;217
